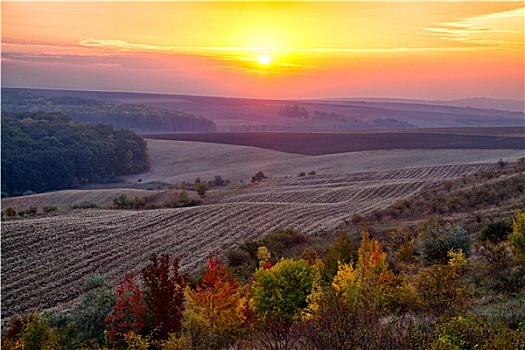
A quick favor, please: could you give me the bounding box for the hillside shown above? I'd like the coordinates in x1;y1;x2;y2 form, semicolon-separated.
3;138;524;318
8;88;523;131
1;89;217;133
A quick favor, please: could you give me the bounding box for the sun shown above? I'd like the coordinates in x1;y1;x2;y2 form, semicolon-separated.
258;55;271;65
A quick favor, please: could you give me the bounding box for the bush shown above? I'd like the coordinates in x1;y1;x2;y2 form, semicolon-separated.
4;207;17;217
429;315;525;350
251;171;267;182
72;201;98;209
111;194;134;209
418;223;472;265
42;206;58;213
481;219;512;244
27;206;38;215
298;172;306;177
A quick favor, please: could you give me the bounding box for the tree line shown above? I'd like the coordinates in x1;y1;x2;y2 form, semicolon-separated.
1;112;151;196
1;90;217;133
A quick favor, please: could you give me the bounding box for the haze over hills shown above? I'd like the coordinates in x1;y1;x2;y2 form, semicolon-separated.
5;88;523;132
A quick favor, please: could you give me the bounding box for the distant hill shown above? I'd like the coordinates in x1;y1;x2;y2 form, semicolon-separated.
3;88;523;131
1;89;217;133
340;97;524;113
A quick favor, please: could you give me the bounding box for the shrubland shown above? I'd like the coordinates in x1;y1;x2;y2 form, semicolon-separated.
3;210;524;349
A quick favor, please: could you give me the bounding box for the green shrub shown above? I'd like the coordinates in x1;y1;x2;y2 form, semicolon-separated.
429;315;525;350
3;207;17;217
481;219;512;244
72;201;98;209
42;206;58;213
418;223;472;265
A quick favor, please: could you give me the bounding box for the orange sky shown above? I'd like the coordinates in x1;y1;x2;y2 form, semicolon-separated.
2;1;524;100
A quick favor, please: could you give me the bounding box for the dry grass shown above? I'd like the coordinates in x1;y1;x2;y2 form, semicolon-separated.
123;139;524;184
1;188;166;211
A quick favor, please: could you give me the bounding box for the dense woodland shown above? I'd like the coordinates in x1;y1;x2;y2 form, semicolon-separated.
1;112;151;196
1;90;217;133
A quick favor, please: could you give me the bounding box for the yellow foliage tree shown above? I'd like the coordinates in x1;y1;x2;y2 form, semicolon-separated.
328;229;396;312
509;211;525;265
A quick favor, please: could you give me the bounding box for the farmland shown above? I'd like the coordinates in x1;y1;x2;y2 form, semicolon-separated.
145;128;525;156
1;161;494;317
2;130;524;319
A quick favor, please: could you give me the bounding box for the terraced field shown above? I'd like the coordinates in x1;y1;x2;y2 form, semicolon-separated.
1;163;490;318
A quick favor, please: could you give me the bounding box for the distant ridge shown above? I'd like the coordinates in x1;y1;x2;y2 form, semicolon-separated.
2;88;523;131
329;97;524;113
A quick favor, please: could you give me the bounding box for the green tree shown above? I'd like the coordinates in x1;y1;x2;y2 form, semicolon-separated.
252;259;314;324
70;274;116;346
194;182;208;198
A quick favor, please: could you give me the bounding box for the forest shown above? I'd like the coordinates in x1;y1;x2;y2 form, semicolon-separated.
2;209;524;349
1;89;217;133
1;111;151;196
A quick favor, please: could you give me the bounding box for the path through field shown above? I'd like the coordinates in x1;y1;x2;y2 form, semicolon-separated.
2;163;491;317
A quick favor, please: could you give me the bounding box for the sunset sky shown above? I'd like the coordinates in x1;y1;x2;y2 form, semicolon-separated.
2;1;524;100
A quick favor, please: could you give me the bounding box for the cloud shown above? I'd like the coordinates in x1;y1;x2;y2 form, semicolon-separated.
425;6;524;49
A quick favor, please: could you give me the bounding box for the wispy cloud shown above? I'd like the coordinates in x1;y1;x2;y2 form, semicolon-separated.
425;6;524;49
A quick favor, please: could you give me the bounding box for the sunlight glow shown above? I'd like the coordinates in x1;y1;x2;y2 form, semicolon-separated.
258;55;271;65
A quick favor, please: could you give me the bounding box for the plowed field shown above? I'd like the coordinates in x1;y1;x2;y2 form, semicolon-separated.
2;163;490;317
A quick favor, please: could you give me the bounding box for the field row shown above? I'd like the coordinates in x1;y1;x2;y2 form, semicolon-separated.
1;164;490;317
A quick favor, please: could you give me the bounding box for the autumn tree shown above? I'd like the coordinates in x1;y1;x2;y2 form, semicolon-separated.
104;273;147;347
331;229;396;312
141;253;185;340
185;255;247;349
509;211;525;266
323;231;358;282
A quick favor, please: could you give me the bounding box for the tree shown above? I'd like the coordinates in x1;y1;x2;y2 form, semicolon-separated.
185;255;247;349
324;231;358;282
105;273;147;347
2;314;59;350
70;274;116;346
194;182;208;198
509;211;525;266
331;230;396;312
251;259;314;350
141;254;185;339
252;259;314;324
